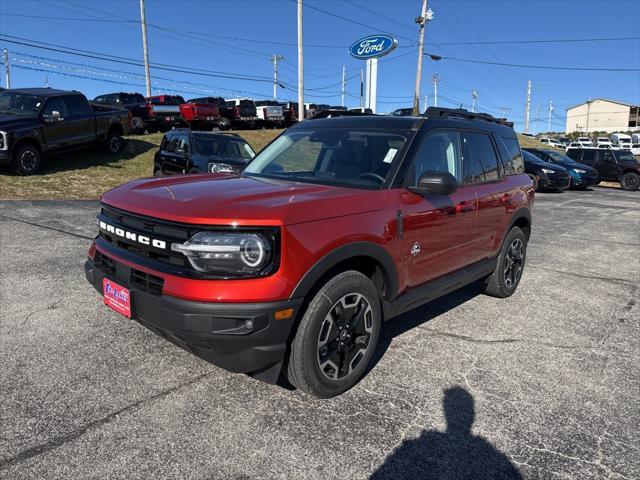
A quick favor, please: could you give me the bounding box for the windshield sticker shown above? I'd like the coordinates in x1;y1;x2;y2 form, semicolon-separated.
383;148;398;164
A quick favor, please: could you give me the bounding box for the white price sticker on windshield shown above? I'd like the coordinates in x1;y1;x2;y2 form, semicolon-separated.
383;148;398;164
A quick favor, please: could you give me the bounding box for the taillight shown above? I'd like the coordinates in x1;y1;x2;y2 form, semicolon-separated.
233;106;240;118
147;103;155;117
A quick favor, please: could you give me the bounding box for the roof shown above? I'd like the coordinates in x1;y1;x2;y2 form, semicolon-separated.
566;98;638;111
10;88;81;97
294;115;424;130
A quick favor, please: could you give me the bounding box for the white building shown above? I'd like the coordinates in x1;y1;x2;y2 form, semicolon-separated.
565;98;639;134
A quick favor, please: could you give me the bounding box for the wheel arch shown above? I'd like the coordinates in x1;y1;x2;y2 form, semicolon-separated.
505;207;532;242
289;242;399;303
12;137;42;157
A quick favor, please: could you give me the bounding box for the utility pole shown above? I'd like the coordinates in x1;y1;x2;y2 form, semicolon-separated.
547;100;553;133
471;90;478;112
297;0;304;121
3;49;10;89
271;55;284;100
524;80;532;134
341;65;346;107
432;73;438;107
412;0;431;116
139;0;152;97
533;103;541;135
585;98;593;134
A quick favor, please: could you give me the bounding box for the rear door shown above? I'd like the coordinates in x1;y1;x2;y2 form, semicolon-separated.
65;95;96;145
400;129;483;286
464;131;513;259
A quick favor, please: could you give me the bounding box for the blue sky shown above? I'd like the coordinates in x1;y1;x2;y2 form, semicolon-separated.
0;0;638;132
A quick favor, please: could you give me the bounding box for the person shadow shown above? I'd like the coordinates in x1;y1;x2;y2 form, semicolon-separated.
370;387;523;480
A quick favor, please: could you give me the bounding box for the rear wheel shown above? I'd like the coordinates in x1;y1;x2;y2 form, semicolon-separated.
484;226;527;298
131;117;145;134
287;271;382;398
103;130;124;154
620;172;639;191
11;144;41;175
527;173;540;191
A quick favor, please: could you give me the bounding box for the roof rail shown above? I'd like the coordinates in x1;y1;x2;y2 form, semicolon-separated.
424;107;513;127
311;109;374;119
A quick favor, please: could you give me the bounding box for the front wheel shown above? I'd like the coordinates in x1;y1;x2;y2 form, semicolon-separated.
620;172;639;191
484;226;527;298
11;144;41;175
287;271;382;398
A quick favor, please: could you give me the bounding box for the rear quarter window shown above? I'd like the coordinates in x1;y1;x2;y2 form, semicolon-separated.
497;137;524;175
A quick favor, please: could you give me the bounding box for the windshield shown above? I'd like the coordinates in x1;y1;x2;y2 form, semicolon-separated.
0;91;45;116
192;134;255;161
614;151;637;162
244;128;410;189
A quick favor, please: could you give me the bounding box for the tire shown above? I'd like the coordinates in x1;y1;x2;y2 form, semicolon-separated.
484;226;527;298
217;118;231;131
103;130;124;154
10;143;42;176
620;172;640;191
153;168;163;177
287;271;382;398
527;173;540;192
131;117;145;135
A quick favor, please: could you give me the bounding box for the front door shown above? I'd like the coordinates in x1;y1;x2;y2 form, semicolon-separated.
399;129;483;288
160;131;190;174
598;150;619;180
40;98;74;149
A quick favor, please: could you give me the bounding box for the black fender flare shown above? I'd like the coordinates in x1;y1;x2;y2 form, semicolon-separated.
504;207;532;242
289;242;399;301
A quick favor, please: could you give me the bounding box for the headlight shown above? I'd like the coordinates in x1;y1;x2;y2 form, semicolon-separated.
573;168;587;174
541;168;555;174
0;131;7;151
171;231;273;274
209;162;234;173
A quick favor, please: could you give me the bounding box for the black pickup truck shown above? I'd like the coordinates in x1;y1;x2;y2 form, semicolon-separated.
93;92;148;134
0;88;130;175
0;88;131;175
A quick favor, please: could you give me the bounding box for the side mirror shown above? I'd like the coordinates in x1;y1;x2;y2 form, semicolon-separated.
407;171;459;197
51;111;61;121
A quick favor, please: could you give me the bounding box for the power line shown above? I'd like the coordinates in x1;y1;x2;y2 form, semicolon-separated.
425;52;640;72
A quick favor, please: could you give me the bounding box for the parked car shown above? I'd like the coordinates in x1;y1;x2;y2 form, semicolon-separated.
0;88;130;175
566;141;586;150
153;129;255;176
594;137;613;149
93;92;148;134
577;136;594;148
278;101;300;126
630;143;640;156
390;108;413;116
566;148;640;191
523;148;599;189
304;103;331;119
349;107;374;114
85;107;533;398
225;98;258;128
610;133;632;150
254;100;284;128
145;95;187;132
522;150;570;192
632;133;640;145
186;97;232;130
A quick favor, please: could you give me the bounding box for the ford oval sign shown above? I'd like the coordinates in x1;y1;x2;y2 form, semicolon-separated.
349;35;398;60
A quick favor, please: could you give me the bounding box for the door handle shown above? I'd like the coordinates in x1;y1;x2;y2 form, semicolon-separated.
455;201;475;213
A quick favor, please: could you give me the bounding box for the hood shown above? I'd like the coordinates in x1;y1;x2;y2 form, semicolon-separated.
101;174;388;226
564;162;598;175
0;113;38;129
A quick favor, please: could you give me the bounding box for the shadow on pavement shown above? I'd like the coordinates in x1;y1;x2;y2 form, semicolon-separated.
370;386;523;480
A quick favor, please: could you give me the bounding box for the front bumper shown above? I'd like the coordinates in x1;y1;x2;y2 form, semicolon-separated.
85;254;302;383
570;174;600;187
0;151;10;165
540;174;570;190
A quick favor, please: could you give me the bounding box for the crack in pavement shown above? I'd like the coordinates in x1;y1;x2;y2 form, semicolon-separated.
526;264;637;286
0;214;94;241
0;370;216;470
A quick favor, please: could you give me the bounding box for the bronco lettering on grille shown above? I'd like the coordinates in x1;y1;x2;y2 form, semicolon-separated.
99;220;167;249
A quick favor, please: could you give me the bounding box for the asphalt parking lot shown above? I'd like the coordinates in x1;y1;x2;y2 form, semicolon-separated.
0;186;638;480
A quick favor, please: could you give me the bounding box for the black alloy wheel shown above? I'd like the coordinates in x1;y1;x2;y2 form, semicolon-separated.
316;293;374;381
621;172;640;191
503;238;524;289
11;144;41;176
527;173;540;191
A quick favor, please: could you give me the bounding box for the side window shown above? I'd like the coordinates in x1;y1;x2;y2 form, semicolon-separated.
409;131;463;185
175;134;190;154
42;98;70;118
66;96;91;116
465;132;501;181
601;151;615;163
164;133;177;153
94;95;105;103
498;137;524;175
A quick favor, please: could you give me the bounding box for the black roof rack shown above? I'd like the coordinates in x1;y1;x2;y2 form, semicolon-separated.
311;109;374;119
424;107;513;127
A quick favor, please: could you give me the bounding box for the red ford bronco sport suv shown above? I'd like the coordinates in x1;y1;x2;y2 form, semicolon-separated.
85;107;534;398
